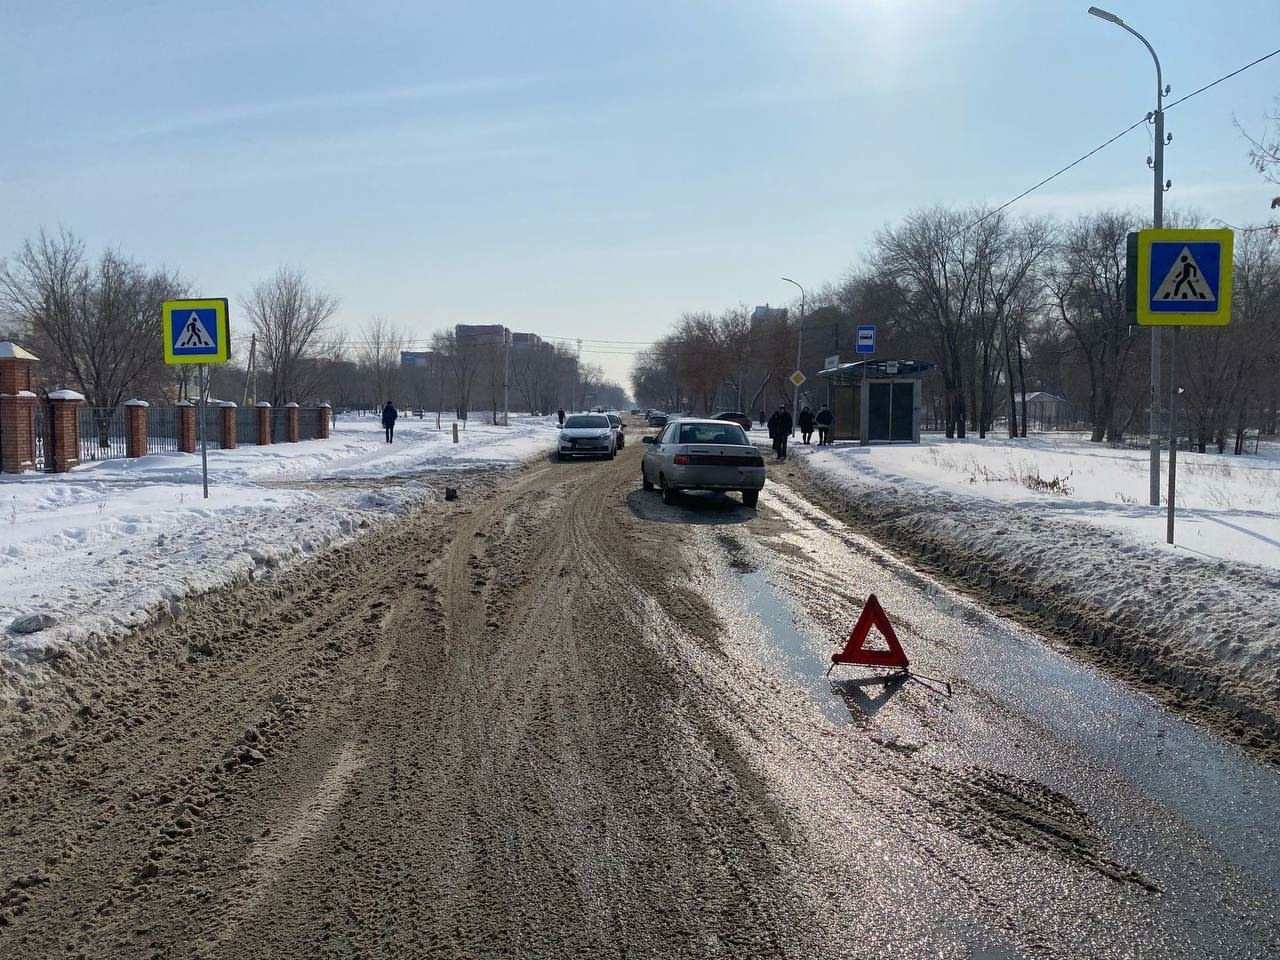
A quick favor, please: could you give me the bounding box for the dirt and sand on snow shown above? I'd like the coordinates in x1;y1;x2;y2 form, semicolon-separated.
1;446;1277;958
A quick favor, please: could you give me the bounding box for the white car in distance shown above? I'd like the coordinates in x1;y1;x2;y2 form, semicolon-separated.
557;413;617;460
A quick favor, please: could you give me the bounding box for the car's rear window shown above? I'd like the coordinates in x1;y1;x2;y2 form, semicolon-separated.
564;415;609;428
678;424;748;445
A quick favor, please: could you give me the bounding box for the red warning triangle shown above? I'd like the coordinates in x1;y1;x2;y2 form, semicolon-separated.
832;594;909;669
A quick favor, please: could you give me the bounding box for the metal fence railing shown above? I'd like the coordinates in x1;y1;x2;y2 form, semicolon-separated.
272;407;289;443
200;405;219;446
4;401;329;473
236;407;259;445
32;403;45;470
78;407;128;463
148;406;180;455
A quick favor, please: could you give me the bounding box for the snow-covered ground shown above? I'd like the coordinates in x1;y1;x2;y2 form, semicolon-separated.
799;433;1280;570
0;414;558;683
782;431;1280;734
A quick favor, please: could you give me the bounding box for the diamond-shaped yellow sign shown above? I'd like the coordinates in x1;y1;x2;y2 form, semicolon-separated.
789;370;806;388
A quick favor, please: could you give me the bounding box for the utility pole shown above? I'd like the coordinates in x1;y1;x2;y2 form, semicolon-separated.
782;277;806;435
502;327;511;426
242;332;257;408
1089;6;1169;506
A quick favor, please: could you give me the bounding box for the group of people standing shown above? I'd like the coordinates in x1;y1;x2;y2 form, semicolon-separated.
765;403;834;460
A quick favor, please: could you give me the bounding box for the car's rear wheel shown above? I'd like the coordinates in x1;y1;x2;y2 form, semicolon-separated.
641;464;653;491
742;489;759;508
661;475;677;505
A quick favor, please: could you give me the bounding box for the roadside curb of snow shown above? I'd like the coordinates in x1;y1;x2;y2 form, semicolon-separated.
782;457;1280;761
0;464;526;739
0;495;419;737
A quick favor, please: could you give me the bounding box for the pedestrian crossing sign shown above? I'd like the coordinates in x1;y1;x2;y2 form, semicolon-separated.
162;299;230;365
1136;228;1232;326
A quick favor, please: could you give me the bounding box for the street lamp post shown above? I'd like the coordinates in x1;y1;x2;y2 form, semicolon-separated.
781;276;806;435
1089;5;1167;507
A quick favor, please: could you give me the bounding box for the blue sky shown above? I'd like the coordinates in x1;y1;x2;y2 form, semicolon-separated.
2;1;1277;383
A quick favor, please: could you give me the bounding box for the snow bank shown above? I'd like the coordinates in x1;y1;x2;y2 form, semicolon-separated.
0;415;558;697
786;433;1280;738
802;433;1280;570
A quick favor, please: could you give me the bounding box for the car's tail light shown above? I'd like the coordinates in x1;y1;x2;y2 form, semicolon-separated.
673;454;690;465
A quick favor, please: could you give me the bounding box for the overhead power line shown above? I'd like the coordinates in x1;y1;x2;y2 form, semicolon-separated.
969;46;1280;231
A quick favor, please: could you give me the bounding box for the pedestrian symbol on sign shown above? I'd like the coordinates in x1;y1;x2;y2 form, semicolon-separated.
1153;248;1214;303
177;312;217;348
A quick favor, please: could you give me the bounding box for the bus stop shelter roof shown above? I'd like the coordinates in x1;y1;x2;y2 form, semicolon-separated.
816;359;935;386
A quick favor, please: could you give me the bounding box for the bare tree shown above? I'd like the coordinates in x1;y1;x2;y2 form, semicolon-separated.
876;207;991;438
1237;98;1280;210
1045;211;1140;443
0;228;185;408
356;316;406;407
240;267;339;405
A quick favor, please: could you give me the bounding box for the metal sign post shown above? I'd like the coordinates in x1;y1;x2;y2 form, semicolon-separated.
1167;328;1179;544
198;364;210;500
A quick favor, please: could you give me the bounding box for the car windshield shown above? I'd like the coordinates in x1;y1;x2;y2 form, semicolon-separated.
564;415;609;429
678;423;748;445
607;414;621;425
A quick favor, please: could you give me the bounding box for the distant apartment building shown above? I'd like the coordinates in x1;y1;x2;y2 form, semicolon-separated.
511;332;542;350
751;305;788;324
455;323;509;345
400;350;438;368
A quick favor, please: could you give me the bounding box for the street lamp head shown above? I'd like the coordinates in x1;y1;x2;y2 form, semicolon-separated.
1087;6;1124;25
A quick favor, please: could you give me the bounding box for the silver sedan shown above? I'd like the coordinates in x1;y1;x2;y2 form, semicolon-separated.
640;418;766;507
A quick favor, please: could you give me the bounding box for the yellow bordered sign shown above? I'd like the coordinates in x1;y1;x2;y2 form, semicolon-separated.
1135;229;1233;326
162;299;230;365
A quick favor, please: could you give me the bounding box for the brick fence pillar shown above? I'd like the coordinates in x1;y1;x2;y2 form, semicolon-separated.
218;401;237;449
285;402;300;442
124;399;149;458
255;401;272;445
177;402;197;453
45;390;85;473
317;403;331;439
0;391;38;473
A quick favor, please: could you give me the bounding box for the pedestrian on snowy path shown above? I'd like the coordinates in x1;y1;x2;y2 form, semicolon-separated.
767;405;792;460
382;400;398;443
557;408;566;427
816;405;833;445
798;406;815;445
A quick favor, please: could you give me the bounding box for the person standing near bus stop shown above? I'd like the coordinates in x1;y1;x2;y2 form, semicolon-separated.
815;405;834;445
767;404;792;460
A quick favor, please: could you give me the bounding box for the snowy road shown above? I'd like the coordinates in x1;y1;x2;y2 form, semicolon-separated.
1;436;1277;958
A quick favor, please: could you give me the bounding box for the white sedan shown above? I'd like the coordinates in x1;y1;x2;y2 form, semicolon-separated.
557;413;617;460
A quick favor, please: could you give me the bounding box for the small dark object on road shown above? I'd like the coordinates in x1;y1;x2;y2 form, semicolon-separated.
444;487;459;501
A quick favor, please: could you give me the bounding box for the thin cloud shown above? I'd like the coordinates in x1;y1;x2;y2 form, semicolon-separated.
123;75;533;140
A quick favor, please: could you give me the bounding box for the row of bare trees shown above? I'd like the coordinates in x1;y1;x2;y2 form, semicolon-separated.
634;207;1280;450
0;229;630;419
631;306;795;418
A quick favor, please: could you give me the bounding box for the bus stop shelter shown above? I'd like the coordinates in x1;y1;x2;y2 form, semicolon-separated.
815;360;934;444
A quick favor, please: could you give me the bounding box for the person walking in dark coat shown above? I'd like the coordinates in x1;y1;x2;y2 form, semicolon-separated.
798;406;815;445
766;405;793;460
557;408;566;427
815;405;834;445
381;400;398;443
